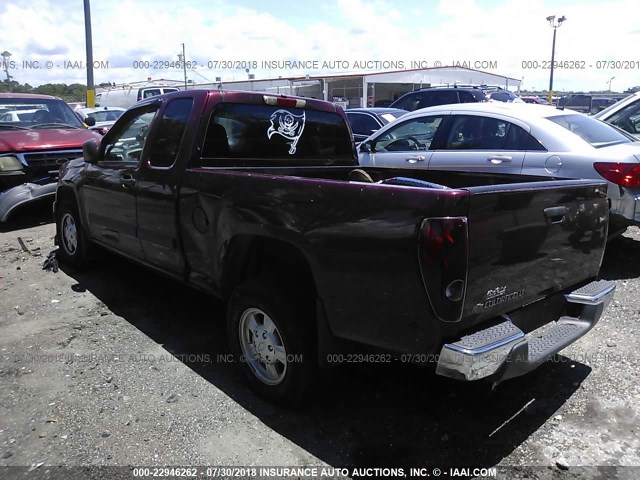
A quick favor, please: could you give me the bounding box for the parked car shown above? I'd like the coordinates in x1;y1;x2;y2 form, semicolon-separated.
521;96;550;105
345;107;408;142
485;89;524;103
559;94;619;115
96;85;180;109
0;93;103;221
0;109;40;122
594;92;640;138
74;106;126;135
54;89;614;405
389;85;488;111
358;102;640;236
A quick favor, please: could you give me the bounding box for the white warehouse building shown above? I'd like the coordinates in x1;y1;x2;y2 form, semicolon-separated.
99;66;522;109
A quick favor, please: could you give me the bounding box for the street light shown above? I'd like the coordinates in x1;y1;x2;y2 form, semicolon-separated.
608;76;615;92
546;14;566;104
1;50;13;92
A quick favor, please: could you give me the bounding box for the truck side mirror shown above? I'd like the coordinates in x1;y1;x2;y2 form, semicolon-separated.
359;141;372;153
84;116;96;127
83;139;100;164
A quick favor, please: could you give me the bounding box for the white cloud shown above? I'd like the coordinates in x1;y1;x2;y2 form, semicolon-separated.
1;0;638;92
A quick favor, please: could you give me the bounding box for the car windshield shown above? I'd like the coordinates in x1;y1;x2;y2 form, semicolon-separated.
546;114;636;148
595;94;637;118
0;98;85;129
380;112;404;124
88;110;124;122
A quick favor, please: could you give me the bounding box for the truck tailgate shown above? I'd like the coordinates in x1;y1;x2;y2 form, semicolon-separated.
462;179;608;326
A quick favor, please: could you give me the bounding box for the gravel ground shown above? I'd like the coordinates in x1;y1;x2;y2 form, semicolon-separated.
0;206;639;480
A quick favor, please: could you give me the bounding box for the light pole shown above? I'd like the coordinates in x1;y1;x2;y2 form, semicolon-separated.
608;76;615;92
1;50;13;92
546;15;566;104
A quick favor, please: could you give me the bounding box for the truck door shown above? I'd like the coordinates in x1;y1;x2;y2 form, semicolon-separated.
135;96;196;275
81;103;159;257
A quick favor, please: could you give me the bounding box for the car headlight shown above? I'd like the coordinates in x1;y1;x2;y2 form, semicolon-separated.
0;156;23;172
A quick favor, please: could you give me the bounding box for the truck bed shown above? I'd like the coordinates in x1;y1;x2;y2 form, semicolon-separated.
181;165;608;355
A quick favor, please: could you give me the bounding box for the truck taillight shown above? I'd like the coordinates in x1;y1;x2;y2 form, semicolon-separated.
418;217;468;322
263;95;306;108
593;162;640;188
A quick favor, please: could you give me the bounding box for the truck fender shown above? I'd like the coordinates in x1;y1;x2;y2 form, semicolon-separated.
0;183;57;222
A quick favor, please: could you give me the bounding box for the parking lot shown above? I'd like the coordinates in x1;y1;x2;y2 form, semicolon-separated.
0;207;639;479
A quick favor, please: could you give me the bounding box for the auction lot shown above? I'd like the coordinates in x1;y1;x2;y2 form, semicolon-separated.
1;207;639;479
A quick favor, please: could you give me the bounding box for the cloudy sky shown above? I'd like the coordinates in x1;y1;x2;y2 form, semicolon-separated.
1;0;638;92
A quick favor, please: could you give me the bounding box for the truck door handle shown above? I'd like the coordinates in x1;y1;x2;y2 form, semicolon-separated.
487;155;512;164
121;174;136;188
544;206;568;224
406;156;426;163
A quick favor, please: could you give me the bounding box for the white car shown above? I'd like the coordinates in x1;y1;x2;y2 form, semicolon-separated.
0;109;40;122
74;106;125;135
358;102;640;235
594;92;640;139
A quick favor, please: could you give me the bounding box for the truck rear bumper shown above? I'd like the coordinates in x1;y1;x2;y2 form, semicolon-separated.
435;280;615;382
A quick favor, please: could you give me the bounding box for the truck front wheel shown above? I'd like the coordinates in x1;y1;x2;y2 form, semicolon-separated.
227;280;314;406
56;200;93;267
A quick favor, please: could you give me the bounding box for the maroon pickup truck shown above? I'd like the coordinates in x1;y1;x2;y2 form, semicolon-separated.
0;93;102;221
54;90;614;405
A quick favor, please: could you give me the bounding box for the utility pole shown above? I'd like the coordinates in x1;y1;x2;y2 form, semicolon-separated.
84;0;95;107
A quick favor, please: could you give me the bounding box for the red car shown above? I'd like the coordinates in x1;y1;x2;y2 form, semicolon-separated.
521;96;550;105
0;93;102;220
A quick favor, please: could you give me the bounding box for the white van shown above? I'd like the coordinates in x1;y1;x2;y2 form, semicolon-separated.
95;86;180;109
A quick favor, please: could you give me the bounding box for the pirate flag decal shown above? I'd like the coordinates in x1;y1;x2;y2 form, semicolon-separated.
267;109;306;154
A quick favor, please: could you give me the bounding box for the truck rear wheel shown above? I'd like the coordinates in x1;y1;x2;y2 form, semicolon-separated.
56;200;93;267
227;279;314;406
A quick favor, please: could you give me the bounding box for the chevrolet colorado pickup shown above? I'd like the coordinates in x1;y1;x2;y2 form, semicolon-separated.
54;89;614;404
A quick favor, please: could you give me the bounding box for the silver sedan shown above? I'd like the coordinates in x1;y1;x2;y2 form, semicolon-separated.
358;102;640;234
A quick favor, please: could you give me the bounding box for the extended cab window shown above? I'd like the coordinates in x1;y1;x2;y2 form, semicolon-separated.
200;103;353;166
148;98;194;168
103;107;158;164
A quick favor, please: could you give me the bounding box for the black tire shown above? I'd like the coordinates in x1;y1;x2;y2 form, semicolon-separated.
55;200;93;267
227;279;315;406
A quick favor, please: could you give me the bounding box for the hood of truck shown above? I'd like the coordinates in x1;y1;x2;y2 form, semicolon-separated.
0;128;101;152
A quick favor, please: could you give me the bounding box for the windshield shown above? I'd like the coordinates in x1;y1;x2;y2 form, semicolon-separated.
88;110;124;122
380;112;405;124
0;97;85;129
595;94;636;118
546;113;636;148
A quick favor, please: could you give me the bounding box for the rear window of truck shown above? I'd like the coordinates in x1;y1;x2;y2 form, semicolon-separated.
199;103;354;166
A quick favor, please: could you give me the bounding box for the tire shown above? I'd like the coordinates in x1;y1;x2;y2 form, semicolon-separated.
227;279;315;406
55;200;93;267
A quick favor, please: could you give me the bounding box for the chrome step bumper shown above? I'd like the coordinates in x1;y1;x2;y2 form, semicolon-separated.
435;280;615;382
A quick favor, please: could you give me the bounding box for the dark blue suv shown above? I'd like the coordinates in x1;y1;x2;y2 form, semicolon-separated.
390;86;488;111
